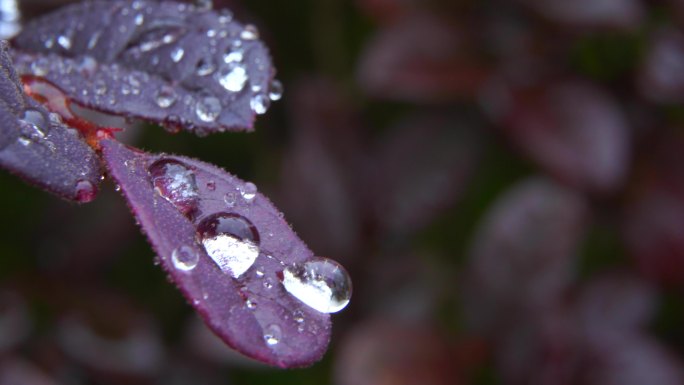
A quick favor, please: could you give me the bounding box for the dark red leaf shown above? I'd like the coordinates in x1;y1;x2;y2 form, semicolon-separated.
11;0;277;135
0;41;102;202
101;138;349;368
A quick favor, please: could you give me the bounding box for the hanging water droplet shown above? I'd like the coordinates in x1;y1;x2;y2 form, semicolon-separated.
57;35;72;50
134;13;144;26
195;95;221;122
238;182;257;202
241;24;259;40
250;94;270;115
148;159;199;216
216;65;247;92
196;57;216;76
223;49;243;64
281;257;352;313
263;324;281;346
269;79;283;101
170;47;185;62
171;245;199;272
196;213;260;278
74;180;97;203
155;85;177;108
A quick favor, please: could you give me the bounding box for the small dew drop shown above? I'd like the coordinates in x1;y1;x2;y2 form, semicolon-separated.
216;65;247;92
149;159;199;216
281;257;352;313
57;35;72;50
134;13;144;26
218;10;233;24
30;60;49;77
263;324;281;346
240;24;259;40
197;213;260;278
206;180;216;191
223;191;237;207
255;267;264;277
195;95;222;122
44;37;54;49
245;299;256;309
250;94;270;115
171;245;199;272
155;86;177;108
94;80;107;95
269;79;283;101
196;58;216;76
170;47;185;63
223;49;243;64
239;182;257;202
74;180;97;203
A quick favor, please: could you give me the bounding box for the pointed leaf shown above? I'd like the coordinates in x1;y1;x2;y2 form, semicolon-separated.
11;0;275;135
101;139;338;368
0;41;102;202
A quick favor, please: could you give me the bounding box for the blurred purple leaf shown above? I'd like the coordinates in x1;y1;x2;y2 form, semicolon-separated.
357;12;489;103
370;112;480;235
638;28;684;103
11;0;276;135
101;139;340;368
493;81;630;193
519;0;644;30
462;177;587;335
0;41;102;202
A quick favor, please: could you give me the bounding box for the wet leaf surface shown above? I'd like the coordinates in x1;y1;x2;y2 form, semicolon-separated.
11;0;276;135
101;138;334;368
0;41;102;202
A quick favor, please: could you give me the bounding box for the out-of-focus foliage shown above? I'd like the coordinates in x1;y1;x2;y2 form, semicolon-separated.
2;0;684;383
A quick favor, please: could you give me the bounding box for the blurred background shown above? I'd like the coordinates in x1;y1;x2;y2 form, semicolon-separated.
2;0;684;383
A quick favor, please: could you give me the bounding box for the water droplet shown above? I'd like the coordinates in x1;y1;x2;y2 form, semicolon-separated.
263;279;273;289
155;85;177;108
255;267;264;277
241;24;259;40
245;299;256;309
218;10;233;24
216;65;247;92
134;13;144;26
94;79;107;96
250;94;270;115
206;181;216;191
17;136;31;146
30;60;49;77
223;49;243;64
87;31;101;50
19;109;48;139
269;79;283;101
239;182;257;202
196;57;216;76
293;310;304;324
74;180;97;202
114;184;122;192
206;29;217;38
149;159;199;216
170;47;185;62
44;37;54;49
57;35;72;50
196;213;260;278
121;83;131;95
281;257;352;313
263;324;281;346
172;245;199;271
195;95;221;122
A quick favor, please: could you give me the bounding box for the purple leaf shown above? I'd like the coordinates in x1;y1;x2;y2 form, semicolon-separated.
11;0;276;135
519;0;644;30
638;28;684;103
0;41;102;202
101;138;351;368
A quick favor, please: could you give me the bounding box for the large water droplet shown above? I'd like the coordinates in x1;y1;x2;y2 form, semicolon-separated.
196;213;260;278
170;47;185;62
263;324;281;346
19;109;48;140
195;95;221;122
149;159;199;216
250;94;270;115
155;85;177;108
216;65;247;92
281;257;352;313
269;79;283;101
172;245;199;271
74;180;97;203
